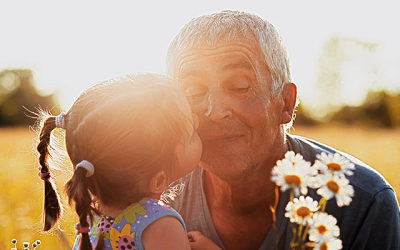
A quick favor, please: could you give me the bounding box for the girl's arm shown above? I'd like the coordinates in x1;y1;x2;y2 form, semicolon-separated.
142;216;190;249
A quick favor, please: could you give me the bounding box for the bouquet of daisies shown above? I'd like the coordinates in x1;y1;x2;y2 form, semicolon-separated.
271;151;355;250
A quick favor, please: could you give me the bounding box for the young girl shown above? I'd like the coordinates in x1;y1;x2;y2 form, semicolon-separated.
35;73;219;249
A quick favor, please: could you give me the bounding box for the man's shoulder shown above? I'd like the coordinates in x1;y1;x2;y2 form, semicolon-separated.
287;133;394;196
288;134;400;248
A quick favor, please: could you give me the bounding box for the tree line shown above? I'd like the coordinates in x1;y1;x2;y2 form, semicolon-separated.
0;68;399;128
0;69;60;126
296;90;400;128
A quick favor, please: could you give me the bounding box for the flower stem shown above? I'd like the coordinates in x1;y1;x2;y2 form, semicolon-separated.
318;197;327;212
270;186;280;250
290;224;297;249
298;224;303;241
300;224;310;250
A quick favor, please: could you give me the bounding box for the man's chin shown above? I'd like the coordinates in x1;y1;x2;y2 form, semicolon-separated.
201;143;248;158
202;134;246;148
200;156;252;175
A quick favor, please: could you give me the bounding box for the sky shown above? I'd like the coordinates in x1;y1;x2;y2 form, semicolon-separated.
1;0;400;112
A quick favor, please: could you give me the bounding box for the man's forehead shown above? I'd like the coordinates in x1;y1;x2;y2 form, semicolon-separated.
176;41;263;74
182;36;260;56
179;55;254;77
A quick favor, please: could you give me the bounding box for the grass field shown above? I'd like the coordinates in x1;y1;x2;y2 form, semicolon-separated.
0;126;399;249
0;127;76;249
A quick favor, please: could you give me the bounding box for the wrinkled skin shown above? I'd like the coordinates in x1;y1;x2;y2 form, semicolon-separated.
174;37;297;250
175;38;295;182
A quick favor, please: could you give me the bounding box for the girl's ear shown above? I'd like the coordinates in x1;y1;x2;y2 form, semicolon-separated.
149;171;169;197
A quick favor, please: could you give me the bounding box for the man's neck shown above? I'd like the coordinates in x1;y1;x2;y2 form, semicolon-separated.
201;141;288;250
202;141;288;212
203;167;275;214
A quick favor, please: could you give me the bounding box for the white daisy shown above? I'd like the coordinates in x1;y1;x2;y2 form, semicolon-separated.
309;212;340;243
283;151;307;167
314;152;355;177
316;173;354;207
285;196;319;225
271;152;316;196
313;238;343;250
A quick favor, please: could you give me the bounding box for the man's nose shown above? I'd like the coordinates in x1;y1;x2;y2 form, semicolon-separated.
203;88;232;121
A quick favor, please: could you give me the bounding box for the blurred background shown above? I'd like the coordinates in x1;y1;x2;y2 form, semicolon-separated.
1;0;399;248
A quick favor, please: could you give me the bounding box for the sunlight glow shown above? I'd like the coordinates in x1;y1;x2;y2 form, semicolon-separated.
1;1;399;112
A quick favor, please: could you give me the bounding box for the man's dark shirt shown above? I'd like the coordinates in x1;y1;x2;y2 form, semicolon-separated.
169;134;400;249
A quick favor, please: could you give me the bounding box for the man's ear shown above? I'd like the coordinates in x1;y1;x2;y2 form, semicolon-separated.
281;83;297;124
149;171;169;196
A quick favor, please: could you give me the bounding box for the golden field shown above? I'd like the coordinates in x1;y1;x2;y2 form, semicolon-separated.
0;126;399;249
0;127;76;249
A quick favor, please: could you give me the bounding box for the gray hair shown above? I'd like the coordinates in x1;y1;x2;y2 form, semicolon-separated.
166;9;292;96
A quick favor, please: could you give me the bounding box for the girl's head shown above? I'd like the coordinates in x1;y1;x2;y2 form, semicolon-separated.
36;73;201;234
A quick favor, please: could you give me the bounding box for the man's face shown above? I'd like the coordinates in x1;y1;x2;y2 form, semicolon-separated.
174;38;287;181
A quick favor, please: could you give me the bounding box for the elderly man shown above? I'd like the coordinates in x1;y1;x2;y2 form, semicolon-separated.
167;10;399;250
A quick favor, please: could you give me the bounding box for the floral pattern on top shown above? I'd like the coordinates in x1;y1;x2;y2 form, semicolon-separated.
114;201;147;225
72;197;181;250
110;223;135;250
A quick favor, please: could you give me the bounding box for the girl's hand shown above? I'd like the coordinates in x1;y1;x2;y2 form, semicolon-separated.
187;231;222;250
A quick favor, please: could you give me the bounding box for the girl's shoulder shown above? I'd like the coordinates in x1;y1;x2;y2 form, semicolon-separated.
73;197;185;250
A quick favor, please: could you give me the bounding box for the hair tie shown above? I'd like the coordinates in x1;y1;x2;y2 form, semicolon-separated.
76;160;95;177
75;223;90;235
38;171;51;181
55;112;66;129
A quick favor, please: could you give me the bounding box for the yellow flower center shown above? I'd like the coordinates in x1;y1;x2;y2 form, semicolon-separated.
285;175;301;185
320;242;328;250
296;206;311;218
327;162;342;171
327;180;340;193
317;224;328;234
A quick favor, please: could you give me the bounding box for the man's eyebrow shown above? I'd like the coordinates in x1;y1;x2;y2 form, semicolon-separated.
179;70;204;80
180;61;253;79
222;61;253;72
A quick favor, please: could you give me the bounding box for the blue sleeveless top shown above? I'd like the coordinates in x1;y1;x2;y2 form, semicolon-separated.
72;197;186;250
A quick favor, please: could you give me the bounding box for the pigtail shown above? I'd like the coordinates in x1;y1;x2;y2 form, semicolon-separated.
65;167;96;250
94;233;105;250
36;117;61;231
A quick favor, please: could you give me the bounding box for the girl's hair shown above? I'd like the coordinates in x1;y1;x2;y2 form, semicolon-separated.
36;73;192;249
